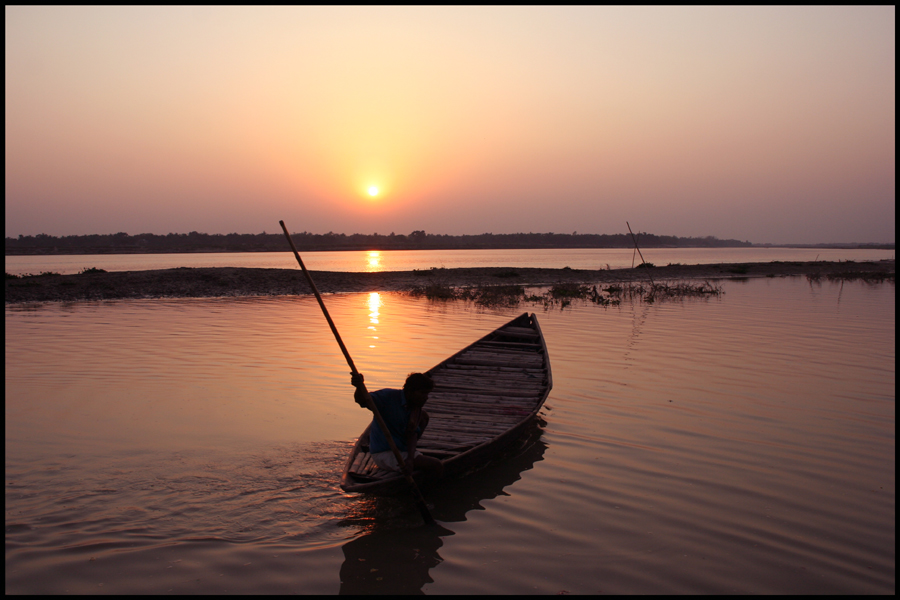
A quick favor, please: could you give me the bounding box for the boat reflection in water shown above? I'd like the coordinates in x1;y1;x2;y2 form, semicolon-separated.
338;420;547;594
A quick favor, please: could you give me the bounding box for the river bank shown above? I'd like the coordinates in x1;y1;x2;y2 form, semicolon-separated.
5;260;894;304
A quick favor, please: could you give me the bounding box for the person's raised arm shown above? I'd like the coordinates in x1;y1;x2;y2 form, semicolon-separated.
351;372;372;408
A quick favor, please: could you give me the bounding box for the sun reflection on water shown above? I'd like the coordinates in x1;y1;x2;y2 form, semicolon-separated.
367;292;381;348
366;251;382;272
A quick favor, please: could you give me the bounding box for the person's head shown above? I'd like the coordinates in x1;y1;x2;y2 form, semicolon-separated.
403;372;434;408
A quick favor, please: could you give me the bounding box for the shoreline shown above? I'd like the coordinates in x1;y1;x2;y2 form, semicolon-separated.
5;260;894;304
5;243;895;256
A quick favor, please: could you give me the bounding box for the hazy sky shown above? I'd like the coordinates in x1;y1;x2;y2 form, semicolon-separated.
5;6;895;244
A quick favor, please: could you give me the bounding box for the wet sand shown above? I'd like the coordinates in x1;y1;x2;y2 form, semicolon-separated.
5;260;894;303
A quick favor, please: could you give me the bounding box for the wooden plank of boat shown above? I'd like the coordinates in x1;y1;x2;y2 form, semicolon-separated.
462;345;543;355
432;385;546;396
425;421;514;435
417;431;488;444
433;380;546;391
430;374;545;388
501;326;542;335
424;417;514;432
462;354;543;363
464;344;543;353
477;340;543;349
456;356;543;367
427;396;543;415
443;363;545;374
427;407;533;421
431;385;546;397
429;393;542;406
496;330;540;340
453;358;543;369
340;312;552;494
424;409;524;427
431;372;545;384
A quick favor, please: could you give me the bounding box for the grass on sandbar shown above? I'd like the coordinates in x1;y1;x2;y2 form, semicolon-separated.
409;283;525;307
409;280;724;308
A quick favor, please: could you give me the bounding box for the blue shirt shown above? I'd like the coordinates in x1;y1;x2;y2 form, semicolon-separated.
368;388;422;453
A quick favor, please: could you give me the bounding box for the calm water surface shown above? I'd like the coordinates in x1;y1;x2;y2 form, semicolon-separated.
5;277;894;593
5;246;895;275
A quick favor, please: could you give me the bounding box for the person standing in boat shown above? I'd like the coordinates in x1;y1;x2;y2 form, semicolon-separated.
351;372;444;479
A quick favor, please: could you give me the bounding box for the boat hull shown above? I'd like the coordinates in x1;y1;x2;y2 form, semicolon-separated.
340;312;552;494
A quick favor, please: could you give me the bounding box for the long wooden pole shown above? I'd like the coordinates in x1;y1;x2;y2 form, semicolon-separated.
626;221;648;266
279;220;436;525
627;221;655;287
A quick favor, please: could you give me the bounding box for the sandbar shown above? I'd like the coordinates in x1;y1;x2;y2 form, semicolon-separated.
5;260;894;304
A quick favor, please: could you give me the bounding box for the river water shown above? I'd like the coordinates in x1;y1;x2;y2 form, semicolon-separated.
5;276;895;593
5;246;895;276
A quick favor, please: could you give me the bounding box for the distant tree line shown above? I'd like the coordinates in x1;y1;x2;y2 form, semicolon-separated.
5;230;755;255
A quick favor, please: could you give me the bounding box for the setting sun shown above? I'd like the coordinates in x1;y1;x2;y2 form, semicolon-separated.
368;186;379;197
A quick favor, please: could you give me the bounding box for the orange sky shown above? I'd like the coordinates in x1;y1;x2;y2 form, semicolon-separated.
5;6;895;243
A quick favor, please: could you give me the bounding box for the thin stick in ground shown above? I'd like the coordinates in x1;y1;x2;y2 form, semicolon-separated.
627;221;655;286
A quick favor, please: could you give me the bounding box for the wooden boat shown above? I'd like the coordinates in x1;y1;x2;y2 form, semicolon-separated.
340;312;552;494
